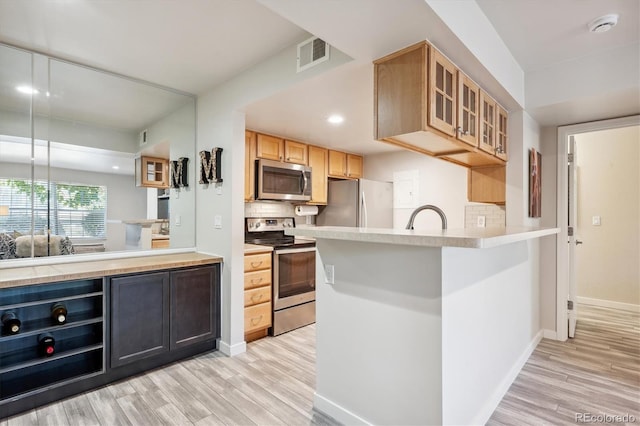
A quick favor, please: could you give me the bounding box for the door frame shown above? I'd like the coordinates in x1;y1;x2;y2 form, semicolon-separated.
555;114;640;341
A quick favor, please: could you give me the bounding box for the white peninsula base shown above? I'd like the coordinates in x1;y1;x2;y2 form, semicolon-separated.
287;226;558;425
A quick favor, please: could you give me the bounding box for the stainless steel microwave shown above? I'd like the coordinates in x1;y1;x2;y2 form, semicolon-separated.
256;159;312;201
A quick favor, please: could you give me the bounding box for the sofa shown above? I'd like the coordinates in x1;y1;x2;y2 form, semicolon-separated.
0;232;75;259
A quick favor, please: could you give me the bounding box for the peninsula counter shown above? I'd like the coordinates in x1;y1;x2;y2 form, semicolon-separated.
286;226;558;425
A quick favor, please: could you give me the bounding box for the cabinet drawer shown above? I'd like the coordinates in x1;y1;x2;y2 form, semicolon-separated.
244;269;271;290
244;286;271;307
244;253;271;272
244;303;272;333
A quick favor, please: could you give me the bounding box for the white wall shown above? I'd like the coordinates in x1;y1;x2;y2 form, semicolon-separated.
539;126;558;332
364;150;468;230
142;102;197;249
0;162;147;252
575;126;640;308
196;35;352;355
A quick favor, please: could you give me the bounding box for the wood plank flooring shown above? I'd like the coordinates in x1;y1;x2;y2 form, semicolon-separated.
2;304;638;425
488;304;640;425
1;325;337;426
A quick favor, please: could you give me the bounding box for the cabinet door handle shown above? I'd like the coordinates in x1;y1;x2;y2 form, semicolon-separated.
250;261;262;268
250;315;263;325
250;294;264;303
250;277;263;285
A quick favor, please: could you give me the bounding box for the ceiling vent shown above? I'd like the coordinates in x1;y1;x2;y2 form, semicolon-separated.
297;36;330;72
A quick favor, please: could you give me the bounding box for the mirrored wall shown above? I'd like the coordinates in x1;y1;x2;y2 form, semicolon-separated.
0;44;196;261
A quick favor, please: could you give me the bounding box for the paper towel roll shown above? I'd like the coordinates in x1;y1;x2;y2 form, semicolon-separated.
295;205;319;216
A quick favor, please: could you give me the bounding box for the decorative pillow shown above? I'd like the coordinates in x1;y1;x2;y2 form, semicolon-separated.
15;235;63;257
0;233;17;259
60;237;75;255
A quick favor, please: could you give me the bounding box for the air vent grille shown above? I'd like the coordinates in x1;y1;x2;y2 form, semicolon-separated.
297;36;330;72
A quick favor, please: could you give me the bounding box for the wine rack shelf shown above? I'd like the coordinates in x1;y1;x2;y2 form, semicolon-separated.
0;279;105;402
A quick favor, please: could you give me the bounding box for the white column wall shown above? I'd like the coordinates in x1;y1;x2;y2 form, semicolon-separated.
196;36;352;355
313;239;443;425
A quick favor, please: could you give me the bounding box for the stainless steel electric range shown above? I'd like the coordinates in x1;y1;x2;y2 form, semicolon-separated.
245;217;316;335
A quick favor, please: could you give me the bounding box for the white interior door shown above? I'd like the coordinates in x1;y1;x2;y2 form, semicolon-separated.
568;136;580;338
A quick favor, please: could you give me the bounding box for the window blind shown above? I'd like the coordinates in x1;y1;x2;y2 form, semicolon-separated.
0;178;107;239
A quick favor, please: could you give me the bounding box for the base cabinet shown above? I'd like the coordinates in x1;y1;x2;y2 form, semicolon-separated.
110;272;170;368
0;262;220;420
110;266;219;367
170;267;218;350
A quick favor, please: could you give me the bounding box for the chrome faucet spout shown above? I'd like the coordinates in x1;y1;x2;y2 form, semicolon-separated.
405;205;447;230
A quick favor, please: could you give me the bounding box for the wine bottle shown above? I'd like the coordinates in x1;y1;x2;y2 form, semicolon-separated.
38;333;56;357
1;311;21;334
51;303;68;325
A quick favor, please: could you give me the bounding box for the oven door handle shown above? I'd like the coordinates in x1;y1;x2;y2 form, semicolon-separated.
275;247;316;255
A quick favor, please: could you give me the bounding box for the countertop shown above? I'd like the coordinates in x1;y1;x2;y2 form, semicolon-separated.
244;244;274;254
0;252;222;289
286;226;559;249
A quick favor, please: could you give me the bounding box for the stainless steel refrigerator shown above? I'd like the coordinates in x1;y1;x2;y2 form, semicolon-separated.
316;179;393;228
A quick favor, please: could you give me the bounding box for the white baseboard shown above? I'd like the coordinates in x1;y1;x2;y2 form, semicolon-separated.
471;330;544;425
543;329;558;340
577;296;640;313
218;339;246;357
314;392;371;426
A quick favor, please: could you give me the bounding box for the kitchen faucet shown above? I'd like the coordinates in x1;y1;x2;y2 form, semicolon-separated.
405;205;447;230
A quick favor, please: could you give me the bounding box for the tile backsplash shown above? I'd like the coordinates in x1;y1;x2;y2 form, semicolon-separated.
465;204;506;228
245;201;295;218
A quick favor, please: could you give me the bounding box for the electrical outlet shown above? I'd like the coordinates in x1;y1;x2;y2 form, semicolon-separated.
324;264;335;285
215;183;223;195
477;215;486;228
214;215;222;229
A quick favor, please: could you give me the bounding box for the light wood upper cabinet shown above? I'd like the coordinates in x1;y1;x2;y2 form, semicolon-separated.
496;105;508;161
468;165;505;204
135;156;169;188
429;48;457;137
284;139;308;164
245;130;256;201
256;134;284;161
374;41;506;168
456;71;479;147
308;145;328;205
479;90;497;155
328;150;363;179
346;154;363;179
328;150;347;178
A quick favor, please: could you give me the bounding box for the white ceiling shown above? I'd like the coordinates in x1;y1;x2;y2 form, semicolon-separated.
1;0;638;157
476;0;640;72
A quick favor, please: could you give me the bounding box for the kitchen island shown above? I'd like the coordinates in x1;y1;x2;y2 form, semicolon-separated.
286;226;558;425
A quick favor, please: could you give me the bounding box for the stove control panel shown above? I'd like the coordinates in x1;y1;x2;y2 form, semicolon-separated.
247;217;295;232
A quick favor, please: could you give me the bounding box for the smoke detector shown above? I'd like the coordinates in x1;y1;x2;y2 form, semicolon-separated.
588;14;618;33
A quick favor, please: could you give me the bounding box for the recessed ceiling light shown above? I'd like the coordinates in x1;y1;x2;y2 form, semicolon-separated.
327;114;344;124
16;85;39;95
588;14;618;33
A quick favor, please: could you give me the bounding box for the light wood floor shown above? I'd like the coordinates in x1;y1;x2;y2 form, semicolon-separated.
489;304;640;425
2;304;638;425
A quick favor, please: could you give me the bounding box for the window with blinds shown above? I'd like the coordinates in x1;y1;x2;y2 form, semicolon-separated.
0;179;107;239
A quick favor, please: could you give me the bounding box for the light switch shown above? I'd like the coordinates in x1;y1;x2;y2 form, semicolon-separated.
175;215;181;226
214;215;222;229
324;264;335;284
592;216;601;226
